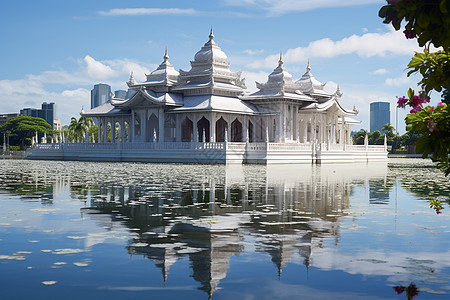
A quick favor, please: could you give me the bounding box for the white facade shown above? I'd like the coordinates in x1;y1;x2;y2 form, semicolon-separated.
29;29;387;164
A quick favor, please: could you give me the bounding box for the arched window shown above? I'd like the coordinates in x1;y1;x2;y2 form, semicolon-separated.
164;115;176;142
124;121;130;142
134;112;141;137
231;118;243;142
215;117;228;142
181;117;193;142
107;121;112;142
197;116;210;142
147;113;159;142
114;121;121;142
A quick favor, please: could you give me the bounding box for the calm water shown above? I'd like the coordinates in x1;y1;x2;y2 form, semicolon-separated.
0;159;449;299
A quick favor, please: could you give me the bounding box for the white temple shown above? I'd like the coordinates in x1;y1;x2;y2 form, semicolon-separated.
28;29;387;164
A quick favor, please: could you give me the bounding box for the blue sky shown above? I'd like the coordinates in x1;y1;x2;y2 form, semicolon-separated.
0;0;439;132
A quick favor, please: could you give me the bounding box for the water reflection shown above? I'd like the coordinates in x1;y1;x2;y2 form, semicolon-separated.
80;163;387;298
2;159;449;298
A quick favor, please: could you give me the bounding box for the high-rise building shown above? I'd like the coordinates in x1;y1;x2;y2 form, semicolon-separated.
114;90;127;99
0;113;19;126
370;102;390;132
90;84;112;109
20;102;55;128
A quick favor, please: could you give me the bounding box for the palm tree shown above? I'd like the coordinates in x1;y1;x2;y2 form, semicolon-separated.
382;123;395;135
68;117;93;143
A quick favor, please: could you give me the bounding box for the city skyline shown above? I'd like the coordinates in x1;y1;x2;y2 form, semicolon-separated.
0;0;439;133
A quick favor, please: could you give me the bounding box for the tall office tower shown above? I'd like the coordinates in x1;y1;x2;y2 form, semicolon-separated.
90;84;112;109
20;102;55;128
370;101;390;132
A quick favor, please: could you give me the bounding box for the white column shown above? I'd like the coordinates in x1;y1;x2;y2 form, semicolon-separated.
193;115;198;143
103;119;108;143
158;108;164;143
131;112;135;141
211;112;216;142
98;119;101;143
175;115;181;142
142;110;147;142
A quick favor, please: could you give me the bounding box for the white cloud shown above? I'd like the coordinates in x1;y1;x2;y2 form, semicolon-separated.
385;75;411;87
248;29;420;69
241;70;269;91
223;0;382;15
243;49;265;56
370;68;389;75
83;56;117;79
0;56;152;125
98;8;198;16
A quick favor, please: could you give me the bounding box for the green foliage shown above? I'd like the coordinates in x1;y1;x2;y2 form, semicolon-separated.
406;49;450;94
405;103;450;175
429;199;444;214
0;116;52;149
88;125;98;143
68;117;93;143
380;0;450;176
352;129;367;145
379;0;450;50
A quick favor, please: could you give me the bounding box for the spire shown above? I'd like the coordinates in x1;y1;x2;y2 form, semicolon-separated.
205;25;217;46
306;59;311;72
127;71;136;86
163;46;169;62
209;25;214;41
278;51;283;66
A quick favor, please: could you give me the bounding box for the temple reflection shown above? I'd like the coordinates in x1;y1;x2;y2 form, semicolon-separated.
81;162;387;298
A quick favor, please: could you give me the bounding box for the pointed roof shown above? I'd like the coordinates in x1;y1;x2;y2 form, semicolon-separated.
242;53;314;102
129;48;180;88
115;88;183;108
173;28;246;96
255;52;301;93
301;96;358;116
295;61;332;97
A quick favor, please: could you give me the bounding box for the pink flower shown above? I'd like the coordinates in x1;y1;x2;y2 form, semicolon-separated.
437;102;443;106
397;96;408;108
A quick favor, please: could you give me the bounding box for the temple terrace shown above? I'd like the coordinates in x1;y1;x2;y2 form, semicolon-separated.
27;29;387;164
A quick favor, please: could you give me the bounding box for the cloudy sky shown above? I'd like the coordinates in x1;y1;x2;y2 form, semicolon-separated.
0;0;437;132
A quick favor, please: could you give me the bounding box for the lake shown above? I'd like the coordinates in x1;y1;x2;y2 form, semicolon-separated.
0;158;449;299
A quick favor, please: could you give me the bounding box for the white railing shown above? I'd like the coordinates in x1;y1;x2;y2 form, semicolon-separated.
31;141;387;153
268;143;312;151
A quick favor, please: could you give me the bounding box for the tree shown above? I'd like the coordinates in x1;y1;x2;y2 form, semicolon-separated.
68;116;93;143
352;129;368;145
0;116;52;149
379;0;450;176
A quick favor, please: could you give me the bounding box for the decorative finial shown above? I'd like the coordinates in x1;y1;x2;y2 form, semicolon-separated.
278;51;283;66
336;84;343;97
306;59;311;72
209;25;214;41
163;46;169;62
127;71;136;86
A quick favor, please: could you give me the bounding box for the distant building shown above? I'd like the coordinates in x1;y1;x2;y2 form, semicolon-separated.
114;90;127;99
91;84;112;109
53;119;61;131
20;102;55;128
0;113;19;125
370;102;390;132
